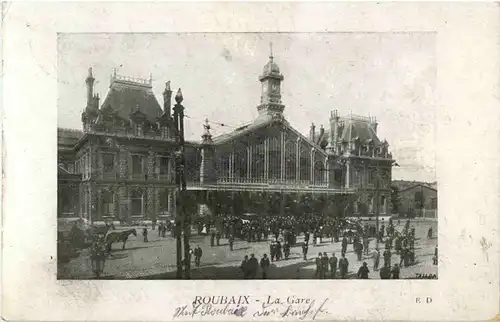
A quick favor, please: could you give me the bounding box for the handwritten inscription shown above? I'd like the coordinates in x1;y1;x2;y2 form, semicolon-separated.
254;297;329;320
172;296;329;320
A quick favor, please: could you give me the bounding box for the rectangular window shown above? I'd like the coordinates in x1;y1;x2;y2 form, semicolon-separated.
132;155;144;174
102;153;115;173
380;196;387;214
159;157;169;175
431;198;437;209
158;188;169;214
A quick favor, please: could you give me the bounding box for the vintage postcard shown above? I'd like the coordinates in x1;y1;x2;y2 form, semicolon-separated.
2;2;499;321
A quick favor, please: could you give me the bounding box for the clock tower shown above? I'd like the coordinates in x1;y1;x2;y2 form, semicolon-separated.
257;44;285;116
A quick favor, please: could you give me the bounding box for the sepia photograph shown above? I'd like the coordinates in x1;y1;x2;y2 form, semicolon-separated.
3;2;499;321
57;32;437;280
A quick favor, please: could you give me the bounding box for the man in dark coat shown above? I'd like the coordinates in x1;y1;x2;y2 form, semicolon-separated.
383;248;392;268
229;235;234;251
320;252;328;279
194;245;203;268
357;262;370;279
270;241;276;261
339;254;349;279
329;252;338;278
391;263;400;279
142;227;148;242
302;242;309;261
341;236;348;257
248;253;259;279
380;263;391;279
210;231;215;247
241;255;249;279
355;241;363;261
315;253;323;278
260;254;270;279
283;242;291;260
216;231;221;246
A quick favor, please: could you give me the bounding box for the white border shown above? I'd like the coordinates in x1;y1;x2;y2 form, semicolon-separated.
2;2;499;321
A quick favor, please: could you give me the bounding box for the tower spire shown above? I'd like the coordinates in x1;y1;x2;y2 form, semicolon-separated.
269;42;273;61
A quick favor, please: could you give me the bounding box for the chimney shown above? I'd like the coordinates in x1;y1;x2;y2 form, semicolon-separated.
318;125;325;144
163;81;172;115
85;67;95;109
309;123;316;142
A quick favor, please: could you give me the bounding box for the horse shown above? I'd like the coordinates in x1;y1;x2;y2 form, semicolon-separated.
105;229;137;252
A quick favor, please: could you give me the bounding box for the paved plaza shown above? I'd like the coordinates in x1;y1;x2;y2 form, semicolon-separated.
58;220;437;280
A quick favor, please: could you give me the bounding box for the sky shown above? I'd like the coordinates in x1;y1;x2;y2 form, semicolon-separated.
58;33;436;182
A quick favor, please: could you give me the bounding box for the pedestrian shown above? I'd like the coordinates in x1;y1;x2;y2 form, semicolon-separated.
373;248;380;271
339;254;349;279
391;263;400;279
142;227;148;242
241;255;249;279
162;223;167;238
329;252;338;278
357;261;370;279
355;241;363;261
216;231;221;246
260;254;270;279
341;236;348;257
315;253;323;278
321;252;329;279
270;240;276;261
383;247;392;267
194;245;202;268
276;241;283;261
363;236;369;255
248;253;259;279
229;235;234;251
210;231;215;247
433;246;438;265
302;242;309;261
158;222;162;237
380;263;391;279
284;242;290;260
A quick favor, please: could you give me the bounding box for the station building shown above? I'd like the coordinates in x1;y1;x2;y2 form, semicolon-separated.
57;51;395;224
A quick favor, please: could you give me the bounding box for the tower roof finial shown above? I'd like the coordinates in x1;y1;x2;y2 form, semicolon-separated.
269;42;273;61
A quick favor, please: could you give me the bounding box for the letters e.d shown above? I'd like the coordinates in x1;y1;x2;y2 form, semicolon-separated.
415;297;432;304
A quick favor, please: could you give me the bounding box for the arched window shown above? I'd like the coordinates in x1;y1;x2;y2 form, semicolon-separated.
284;140;296;181
268;137;281;180
313;161;325;185
251;140;265;180
233;148;247;179
130;189;144;217
299;144;311;182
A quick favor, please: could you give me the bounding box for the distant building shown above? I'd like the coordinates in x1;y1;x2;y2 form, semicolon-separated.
394;181;438;218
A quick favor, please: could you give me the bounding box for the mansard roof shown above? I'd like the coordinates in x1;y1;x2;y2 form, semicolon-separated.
341;118;381;145
317;115;382;148
100;75;163;125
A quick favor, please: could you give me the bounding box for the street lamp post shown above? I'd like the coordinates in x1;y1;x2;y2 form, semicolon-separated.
173;88;190;279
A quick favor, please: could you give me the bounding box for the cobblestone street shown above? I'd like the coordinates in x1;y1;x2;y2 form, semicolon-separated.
59;220;437;279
